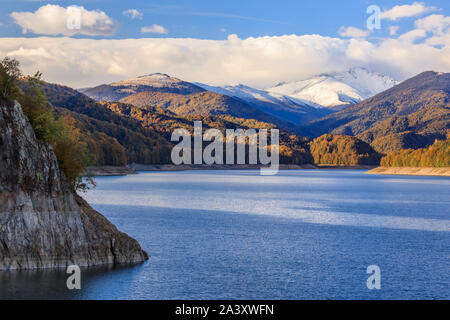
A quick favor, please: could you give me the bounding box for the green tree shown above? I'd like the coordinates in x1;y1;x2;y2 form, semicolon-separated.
1;57;93;191
0;57;22;99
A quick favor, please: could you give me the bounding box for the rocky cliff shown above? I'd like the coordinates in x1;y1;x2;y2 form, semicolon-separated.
0;99;148;270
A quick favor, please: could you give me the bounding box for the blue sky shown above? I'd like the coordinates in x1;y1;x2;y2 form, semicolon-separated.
0;1;449;88
1;0;449;39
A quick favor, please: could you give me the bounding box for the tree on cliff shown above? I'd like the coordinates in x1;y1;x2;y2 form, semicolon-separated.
0;57;22;99
0;57;93;191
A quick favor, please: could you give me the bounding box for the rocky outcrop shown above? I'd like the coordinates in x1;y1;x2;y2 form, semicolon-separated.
0;99;148;270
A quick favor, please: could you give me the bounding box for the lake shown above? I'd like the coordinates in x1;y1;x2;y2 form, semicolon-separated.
1;170;449;299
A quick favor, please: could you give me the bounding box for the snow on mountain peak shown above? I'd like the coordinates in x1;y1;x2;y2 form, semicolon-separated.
267;68;398;108
111;73;184;88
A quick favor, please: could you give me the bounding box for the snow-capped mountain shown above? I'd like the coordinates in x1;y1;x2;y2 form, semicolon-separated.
267;68;398;109
110;73;198;90
80;73;205;101
81;69;397;127
195;83;322;108
194;83;330;125
194;68;397;123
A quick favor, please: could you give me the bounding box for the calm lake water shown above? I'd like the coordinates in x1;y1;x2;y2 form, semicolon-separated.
1;170;449;299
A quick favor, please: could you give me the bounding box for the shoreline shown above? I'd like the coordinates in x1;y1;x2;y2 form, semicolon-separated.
367;167;450;177
85;166;137;176
315;164;377;170
85;164;376;176
129;163;318;172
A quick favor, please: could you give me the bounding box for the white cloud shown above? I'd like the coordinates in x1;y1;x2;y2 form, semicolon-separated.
10;4;117;36
1;33;449;89
141;24;168;34
7;47;52;59
220;28;227;33
389;26;400;36
381;2;437;21
425;33;450;47
415;14;450;35
398;29;427;42
123;9;143;20
338;26;371;38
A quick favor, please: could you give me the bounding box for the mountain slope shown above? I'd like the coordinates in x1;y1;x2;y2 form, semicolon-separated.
81;74;305;132
302;71;450;152
40;81;383;167
118;90;303;133
267;68;398;109
44;82;313;165
43;82;174;164
103;101;315;165
380;136;450;167
193;82;331;126
81;74;331;129
80;73;206;101
310;134;382;165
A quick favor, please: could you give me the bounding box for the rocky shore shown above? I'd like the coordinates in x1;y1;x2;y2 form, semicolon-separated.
0;100;148;270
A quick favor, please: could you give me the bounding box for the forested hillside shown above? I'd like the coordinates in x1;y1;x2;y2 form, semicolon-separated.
119;90;301;132
310;134;381;165
381;137;450;167
44;83;174;165
43;83;313;165
45;81;389;167
102;101;314;165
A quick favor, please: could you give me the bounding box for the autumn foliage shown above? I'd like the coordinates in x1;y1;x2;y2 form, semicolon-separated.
380;136;450;167
0;57;92;191
310;134;382;165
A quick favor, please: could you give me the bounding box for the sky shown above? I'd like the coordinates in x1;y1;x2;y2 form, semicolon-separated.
0;0;449;88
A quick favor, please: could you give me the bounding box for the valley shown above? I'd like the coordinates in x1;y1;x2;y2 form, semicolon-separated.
69;69;449;169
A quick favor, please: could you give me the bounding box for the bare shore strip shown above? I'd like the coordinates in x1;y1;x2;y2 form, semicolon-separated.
85;166;138;176
367;167;450;177
85;164;376;176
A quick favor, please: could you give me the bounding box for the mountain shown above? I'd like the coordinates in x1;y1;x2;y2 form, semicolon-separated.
102;101;315;165
81;74;331;129
80;73;206;101
193;83;330;125
82;74;306;133
44;82;315;165
301;71;450;153
43;82;175;165
267;68;398;110
32;80;383;167
120;90;268;118
118;90;302;131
